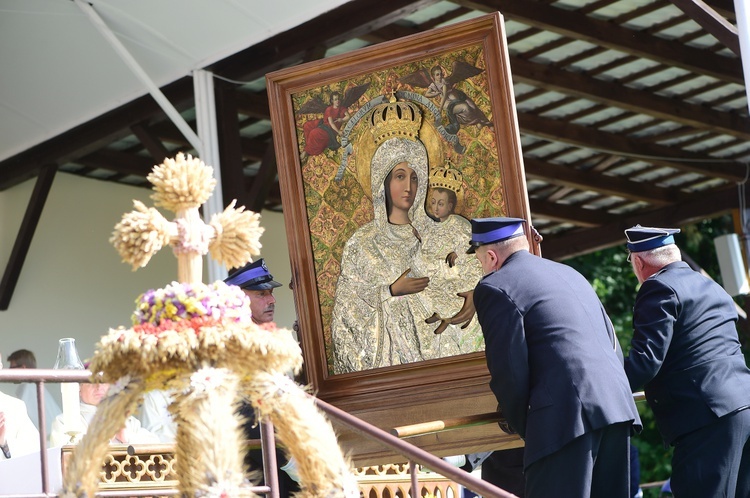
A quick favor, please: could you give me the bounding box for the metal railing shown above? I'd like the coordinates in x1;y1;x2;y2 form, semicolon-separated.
314;398;516;498
1;369;89;497
0;369;279;498
1;369;646;498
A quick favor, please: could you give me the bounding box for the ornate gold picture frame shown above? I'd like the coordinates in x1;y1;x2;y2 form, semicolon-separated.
267;12;531;464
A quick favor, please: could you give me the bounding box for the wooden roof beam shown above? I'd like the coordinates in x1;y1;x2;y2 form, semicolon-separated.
669;0;740;55
234;90;271;120
510;56;750;142
76;150;155;177
0;165;57;310
248;142;278;213
456;0;743;83
530;198;614;227
523;157;692;205
518;112;747;182
540;185;739;260
0;78;195;191
148;121;269;162
130;122;171;163
209;0;441;82
216;79;250;211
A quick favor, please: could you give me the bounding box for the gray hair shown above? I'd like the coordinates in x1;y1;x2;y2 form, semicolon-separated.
486;234;529;254
636;244;681;266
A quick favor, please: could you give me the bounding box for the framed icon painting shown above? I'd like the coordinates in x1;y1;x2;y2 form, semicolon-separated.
267;12;533;464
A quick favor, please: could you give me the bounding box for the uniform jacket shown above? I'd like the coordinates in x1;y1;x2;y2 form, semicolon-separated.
474;250;641;467
625;261;750;444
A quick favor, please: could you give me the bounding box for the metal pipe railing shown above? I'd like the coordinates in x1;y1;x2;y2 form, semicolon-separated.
0;369;279;498
315;391;647;497
1;368;647;498
260;420;280;498
1;369;90;497
314;397;518;498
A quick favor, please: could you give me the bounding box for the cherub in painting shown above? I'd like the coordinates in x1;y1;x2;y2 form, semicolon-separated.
296;83;370;163
400;61;492;134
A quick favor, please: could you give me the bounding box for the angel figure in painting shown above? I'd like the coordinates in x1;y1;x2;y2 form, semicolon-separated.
330;98;482;375
401;61;493;134
297;83;370;163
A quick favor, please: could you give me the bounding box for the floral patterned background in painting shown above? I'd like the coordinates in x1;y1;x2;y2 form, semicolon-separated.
291;44;507;372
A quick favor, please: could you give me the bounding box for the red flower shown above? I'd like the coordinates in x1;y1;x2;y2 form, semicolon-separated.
133;316;221;336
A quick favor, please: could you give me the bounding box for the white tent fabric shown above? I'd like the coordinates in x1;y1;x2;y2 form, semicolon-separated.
0;0;350;163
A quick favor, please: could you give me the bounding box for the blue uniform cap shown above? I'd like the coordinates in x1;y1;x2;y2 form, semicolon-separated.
224;258;282;290
625;224;680;253
467;217;526;254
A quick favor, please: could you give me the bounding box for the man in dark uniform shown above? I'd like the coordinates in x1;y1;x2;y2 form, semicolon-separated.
624;225;750;497
461;449;526;497
225;259;300;498
225;258;282;326
468;217;641;498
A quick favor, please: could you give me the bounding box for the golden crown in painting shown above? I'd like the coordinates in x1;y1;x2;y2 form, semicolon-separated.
368;95;422;146
429;164;464;194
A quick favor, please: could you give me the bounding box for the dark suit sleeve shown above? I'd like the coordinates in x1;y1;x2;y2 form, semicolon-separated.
474;282;530;437
625;278;678;391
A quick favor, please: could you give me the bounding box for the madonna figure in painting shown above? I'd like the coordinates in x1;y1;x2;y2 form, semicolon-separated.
330;99;483;374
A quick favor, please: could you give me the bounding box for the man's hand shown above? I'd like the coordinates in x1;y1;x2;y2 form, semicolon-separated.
390;269;429;297
111;427;128;444
498;418;517;435
496;405;517;435
447;290;476;328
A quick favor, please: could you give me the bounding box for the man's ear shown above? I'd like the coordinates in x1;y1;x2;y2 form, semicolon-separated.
633;253;647;273
486;247;500;269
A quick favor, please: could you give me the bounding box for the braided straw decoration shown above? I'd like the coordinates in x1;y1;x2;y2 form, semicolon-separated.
60;377;144;498
148;153;216;212
243;374;359;498
209;200;264;269
110;200;173;270
90;318;303;385
66;153;357;498
172;367;252;498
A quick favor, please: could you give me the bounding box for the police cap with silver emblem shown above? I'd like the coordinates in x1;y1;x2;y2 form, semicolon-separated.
224;258;282;290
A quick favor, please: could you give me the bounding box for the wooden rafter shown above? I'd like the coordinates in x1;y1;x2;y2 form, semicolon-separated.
0;0;745;278
0;165;57;310
457;0;743;82
541;184;739;260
